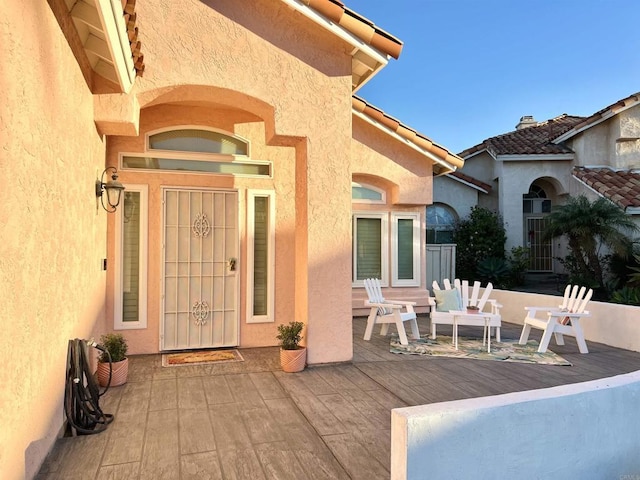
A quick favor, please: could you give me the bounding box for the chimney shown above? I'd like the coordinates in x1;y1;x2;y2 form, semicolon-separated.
515;115;537;130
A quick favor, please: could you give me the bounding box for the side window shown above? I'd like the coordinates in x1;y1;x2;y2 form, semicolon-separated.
246;190;275;323
426;204;457;244
114;185;148;329
392;213;420;286
352;213;388;286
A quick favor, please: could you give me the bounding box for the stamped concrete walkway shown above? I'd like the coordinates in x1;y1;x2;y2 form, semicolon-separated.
36;316;640;479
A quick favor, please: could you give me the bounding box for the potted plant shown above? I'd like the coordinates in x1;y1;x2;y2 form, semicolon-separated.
97;333;129;387
466;305;480;314
276;321;306;373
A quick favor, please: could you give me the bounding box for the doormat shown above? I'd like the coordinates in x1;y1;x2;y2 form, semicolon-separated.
162;349;244;367
390;335;571;366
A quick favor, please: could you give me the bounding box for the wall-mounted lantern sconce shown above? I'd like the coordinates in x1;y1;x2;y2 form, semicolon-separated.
95;167;125;213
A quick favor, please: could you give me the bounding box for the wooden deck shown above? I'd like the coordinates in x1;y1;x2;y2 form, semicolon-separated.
37;316;640;479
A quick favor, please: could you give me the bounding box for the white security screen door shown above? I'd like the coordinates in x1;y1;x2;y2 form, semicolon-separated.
162;189;239;350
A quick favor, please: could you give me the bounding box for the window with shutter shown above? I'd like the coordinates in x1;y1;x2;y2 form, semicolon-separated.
247;190;275;323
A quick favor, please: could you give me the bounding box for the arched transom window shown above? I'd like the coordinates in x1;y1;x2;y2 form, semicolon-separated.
148;129;248;155
352;182;385;203
121;128;270;177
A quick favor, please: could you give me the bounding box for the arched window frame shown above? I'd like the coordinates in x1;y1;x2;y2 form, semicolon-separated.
352;182;386;204
120;126;271;178
426;203;457;244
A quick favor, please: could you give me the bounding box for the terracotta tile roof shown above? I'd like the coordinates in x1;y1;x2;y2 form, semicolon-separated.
352;96;464;173
300;0;403;59
124;0;145;77
554;92;640;142
459;115;586;158
448;170;492;193
573;167;640;211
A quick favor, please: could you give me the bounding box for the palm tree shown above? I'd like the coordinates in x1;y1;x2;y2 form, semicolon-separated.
543;195;638;288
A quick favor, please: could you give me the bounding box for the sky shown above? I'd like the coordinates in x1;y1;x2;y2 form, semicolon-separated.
345;0;640;154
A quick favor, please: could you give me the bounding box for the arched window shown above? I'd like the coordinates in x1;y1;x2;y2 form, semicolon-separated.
351;182;385;203
148;129;248;155
523;184;551;213
426;204;457;244
121;127;271;176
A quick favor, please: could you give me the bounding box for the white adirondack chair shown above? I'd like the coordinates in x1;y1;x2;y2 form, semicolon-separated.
519;285;593;353
429;279;502;341
363;278;420;346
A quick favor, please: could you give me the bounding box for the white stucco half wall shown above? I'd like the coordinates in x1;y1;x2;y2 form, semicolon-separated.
489;289;640;353
391;370;640;479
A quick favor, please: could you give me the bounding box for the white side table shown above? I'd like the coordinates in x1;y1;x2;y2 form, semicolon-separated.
449;311;495;353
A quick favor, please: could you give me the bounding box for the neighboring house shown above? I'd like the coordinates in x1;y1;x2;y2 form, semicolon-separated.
433;92;640;274
1;1;463;477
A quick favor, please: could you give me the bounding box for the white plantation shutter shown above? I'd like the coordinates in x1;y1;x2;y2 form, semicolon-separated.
253;196;268;316
355;217;382;280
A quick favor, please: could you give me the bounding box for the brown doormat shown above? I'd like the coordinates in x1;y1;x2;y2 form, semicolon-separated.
162;349;244;367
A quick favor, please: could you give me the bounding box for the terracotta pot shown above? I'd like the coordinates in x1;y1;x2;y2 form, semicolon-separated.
467;307;480;314
280;347;306;373
97;358;129;387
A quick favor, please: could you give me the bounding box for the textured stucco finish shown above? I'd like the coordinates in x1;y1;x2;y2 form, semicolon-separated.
1;2;108;478
3;0;442;476
570;106;640;170
101;0;358;363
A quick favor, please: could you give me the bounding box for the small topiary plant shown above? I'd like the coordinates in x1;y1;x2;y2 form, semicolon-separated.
99;333;128;363
276;321;304;350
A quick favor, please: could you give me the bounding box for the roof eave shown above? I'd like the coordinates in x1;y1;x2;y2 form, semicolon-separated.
446;174;490;194
553;96;640;144
281;0;393;91
352;109;460;174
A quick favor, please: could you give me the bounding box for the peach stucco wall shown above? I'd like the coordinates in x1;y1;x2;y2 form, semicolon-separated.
1;3;108;479
99;0;356;364
351;115;433;291
1;0;438;476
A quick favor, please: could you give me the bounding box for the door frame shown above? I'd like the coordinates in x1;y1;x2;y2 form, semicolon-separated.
524;215;553;272
159;186;241;351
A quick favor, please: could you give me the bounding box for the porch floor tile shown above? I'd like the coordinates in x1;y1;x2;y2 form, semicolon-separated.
36;317;640;479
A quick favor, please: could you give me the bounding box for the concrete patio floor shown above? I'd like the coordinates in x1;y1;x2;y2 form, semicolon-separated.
36;316;640;479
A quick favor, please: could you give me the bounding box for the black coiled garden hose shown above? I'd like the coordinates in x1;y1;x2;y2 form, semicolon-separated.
64;338;114;436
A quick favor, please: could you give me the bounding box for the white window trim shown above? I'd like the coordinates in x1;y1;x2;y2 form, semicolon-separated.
246;189;275;324
119;152;272;179
352;212;389;287
351;182;386;204
114;184;148;330
391;212;421;287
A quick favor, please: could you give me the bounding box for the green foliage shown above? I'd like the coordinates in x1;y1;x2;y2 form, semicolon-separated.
544;195;638;289
477;257;510;287
276;321;305;350
556;254;601;289
610;286;640;306
628;253;640;287
99;333;128;363
507;246;530;286
453;207;506;280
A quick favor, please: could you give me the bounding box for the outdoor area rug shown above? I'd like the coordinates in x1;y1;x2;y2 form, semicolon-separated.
162;349;244;367
390;335;572;366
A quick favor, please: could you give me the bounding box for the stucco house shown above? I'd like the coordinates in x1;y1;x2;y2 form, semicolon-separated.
1;0;464;477
432;92;640;274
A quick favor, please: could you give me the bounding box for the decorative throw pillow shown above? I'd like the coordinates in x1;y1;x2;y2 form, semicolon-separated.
434;288;461;312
